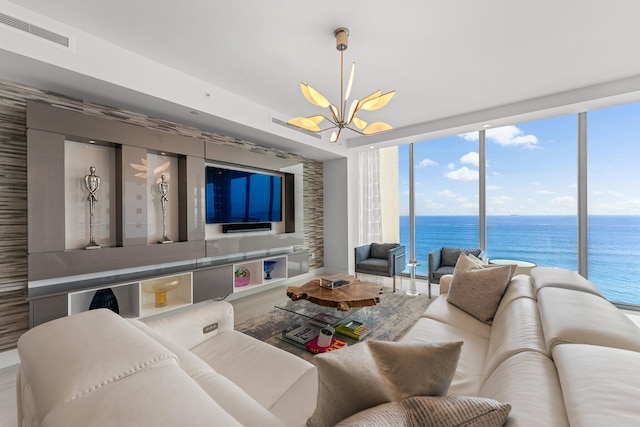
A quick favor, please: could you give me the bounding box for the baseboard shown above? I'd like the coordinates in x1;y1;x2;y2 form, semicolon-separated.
0;348;19;369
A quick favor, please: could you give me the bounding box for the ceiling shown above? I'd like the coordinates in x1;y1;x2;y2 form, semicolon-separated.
4;0;640;161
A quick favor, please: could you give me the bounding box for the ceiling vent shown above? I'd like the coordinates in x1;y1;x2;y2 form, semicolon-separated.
0;12;69;47
271;116;322;140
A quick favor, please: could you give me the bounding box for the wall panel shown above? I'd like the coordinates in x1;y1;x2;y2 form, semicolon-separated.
0;77;324;350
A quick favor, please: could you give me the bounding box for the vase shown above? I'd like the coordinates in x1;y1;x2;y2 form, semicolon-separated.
264;260;278;280
89;288;120;314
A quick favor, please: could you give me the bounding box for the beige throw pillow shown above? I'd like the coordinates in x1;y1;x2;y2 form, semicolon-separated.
367;340;462;401
447;253;512;324
336;395;512;427
307;340;463;427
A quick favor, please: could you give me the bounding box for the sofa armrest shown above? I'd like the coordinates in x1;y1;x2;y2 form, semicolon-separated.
428;248;442;276
439;274;453;294
144;300;235;350
354;244;371;264
389;245;406;275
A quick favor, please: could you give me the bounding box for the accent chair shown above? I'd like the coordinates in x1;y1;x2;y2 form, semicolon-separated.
354;243;406;292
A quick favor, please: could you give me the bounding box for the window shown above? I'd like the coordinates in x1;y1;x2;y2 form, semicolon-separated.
484;117;577;269
398;135;479;276
587;102;640;304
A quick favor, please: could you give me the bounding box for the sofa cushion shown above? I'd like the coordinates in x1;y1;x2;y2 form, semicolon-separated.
482;297;548;383
401;317;489;396
553;344;640;427
40;364;243;427
130;320;285;427
447;253;512;324
538;287;640;352
336;396;511;427
370;242;397;259
356;257;390;273
531;266;603;297
422;295;492;339
17;309;178;421
367;340;462;401
480;351;569;427
191;329;317;426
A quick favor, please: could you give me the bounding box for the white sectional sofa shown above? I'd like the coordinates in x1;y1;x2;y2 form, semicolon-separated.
16;301;317;427
400;266;640;426
16;266;640;426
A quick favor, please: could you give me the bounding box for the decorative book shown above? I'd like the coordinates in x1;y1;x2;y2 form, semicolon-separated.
282;324;318;344
305;336;347;353
309;312;343;327
335;320;372;340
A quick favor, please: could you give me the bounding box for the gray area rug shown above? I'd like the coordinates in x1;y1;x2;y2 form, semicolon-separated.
235;291;433;362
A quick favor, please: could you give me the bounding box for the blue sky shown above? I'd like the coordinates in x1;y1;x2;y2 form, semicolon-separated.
398;101;640;216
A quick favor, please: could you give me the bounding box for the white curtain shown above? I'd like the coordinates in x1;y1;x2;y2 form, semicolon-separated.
358;149;382;245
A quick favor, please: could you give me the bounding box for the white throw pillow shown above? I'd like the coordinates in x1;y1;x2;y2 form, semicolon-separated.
447;253;512;324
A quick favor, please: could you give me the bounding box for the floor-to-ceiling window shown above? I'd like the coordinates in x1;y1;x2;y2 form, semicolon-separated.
484;116;577;269
398;135;479;276
587;102;640;304
388;102;640;307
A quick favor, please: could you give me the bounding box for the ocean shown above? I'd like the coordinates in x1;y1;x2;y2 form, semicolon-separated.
399;215;640;305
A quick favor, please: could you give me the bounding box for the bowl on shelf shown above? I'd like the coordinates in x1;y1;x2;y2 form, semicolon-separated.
263;260;278;280
141;279;180;307
234;267;251;287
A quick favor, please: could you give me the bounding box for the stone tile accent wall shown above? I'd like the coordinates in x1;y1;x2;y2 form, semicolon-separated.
0;77;324;350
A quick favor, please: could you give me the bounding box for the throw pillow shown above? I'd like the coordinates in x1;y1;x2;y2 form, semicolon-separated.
447;253;512;324
306;343;388;427
307;340;465;427
336;395;512;427
367;340;462;401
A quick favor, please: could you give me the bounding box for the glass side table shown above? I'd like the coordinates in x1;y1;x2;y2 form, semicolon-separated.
406;260;420;296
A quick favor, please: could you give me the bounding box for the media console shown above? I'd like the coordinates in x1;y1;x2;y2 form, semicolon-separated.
27;250;309;327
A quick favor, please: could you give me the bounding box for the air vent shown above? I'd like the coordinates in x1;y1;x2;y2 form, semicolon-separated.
0;12;69;47
271;116;322;139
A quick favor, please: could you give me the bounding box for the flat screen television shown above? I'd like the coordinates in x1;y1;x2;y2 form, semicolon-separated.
205;166;282;224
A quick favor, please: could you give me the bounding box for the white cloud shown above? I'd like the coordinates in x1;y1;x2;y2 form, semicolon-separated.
460;151;479;167
461;125;539;149
487;126;539;149
490;195;514;205
552;196;575;204
608;190;624;197
486;184;501;190
536;190;557;195
418;158;438;167
446;166;478;181
438;190;457;198
447;163;455;170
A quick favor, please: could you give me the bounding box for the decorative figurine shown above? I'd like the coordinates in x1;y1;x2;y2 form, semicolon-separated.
158;174;173;244
84;166;101;249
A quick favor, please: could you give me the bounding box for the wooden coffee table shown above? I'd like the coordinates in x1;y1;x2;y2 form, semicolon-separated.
286;274;383;311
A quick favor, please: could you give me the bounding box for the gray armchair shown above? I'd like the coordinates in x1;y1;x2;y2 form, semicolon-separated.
354;243;406;292
428;247;487;297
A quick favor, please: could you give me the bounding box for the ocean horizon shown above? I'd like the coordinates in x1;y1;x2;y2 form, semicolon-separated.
399;215;640;305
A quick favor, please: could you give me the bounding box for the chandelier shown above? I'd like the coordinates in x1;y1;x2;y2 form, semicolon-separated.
288;28;395;143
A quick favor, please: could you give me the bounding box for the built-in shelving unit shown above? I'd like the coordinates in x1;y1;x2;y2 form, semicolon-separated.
232;255;287;294
68;272;192;319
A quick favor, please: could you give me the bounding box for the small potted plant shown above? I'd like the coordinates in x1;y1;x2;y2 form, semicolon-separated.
234;267;251;287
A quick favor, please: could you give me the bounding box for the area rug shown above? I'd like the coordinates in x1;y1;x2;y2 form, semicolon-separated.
235;291;433;362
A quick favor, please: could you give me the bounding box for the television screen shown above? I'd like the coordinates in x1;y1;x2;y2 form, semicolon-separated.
205;166;282;224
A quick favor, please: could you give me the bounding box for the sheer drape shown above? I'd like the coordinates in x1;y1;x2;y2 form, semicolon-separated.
358;149;382;245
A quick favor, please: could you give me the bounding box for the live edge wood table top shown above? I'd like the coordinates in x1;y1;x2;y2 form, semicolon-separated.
286;274;383;311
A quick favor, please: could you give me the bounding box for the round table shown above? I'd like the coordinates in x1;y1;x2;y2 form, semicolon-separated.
489;259;536;276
